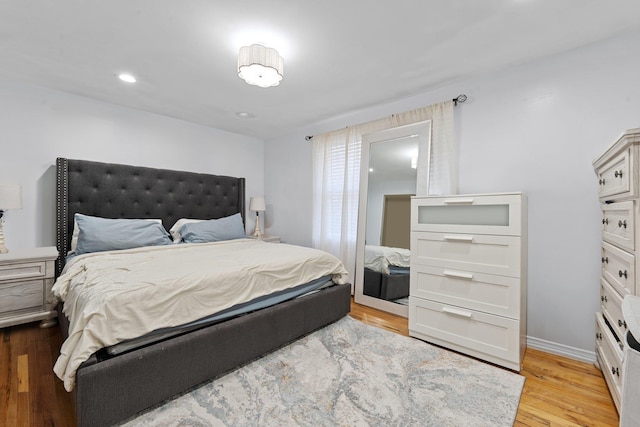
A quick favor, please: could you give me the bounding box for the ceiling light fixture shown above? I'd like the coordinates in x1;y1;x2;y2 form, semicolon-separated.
118;73;137;83
237;44;283;88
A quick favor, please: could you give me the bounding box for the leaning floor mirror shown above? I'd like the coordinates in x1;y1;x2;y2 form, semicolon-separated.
354;121;431;317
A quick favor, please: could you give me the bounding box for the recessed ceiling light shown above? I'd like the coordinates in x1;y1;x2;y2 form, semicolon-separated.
118;73;137;83
236;112;255;119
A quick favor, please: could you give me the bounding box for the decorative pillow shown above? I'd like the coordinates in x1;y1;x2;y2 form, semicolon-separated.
74;214;172;255
70;216;162;253
179;213;246;244
169;218;203;243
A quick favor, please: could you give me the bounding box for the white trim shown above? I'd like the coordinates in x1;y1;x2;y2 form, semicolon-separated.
527;336;596;364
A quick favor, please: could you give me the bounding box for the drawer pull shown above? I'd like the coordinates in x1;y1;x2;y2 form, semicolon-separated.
443;198;474;205
612;366;620;377
600;178;606;185
619;270;628;279
602;257;609;264
619;319;628;329
443;235;474;242
596;332;603;340
601;295;608;303
615;170;624;178
443;270;474;280
603;218;609;225
442;306;473;318
618;220;627;229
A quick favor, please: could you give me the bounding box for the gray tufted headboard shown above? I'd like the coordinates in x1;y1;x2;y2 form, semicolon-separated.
55;158;246;276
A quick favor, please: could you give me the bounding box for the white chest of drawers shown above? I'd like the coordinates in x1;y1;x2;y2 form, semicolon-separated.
408;193;527;371
592;128;640;412
0;246;58;328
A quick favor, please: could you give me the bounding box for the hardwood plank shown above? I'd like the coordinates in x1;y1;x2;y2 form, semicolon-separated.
17;354;28;393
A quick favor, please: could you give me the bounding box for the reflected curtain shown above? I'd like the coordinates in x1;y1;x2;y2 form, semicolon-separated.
312;100;456;282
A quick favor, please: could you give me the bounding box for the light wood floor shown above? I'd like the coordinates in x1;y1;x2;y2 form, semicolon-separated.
0;300;620;427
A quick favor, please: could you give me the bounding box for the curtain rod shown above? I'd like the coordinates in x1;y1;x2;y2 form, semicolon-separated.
305;94;467;141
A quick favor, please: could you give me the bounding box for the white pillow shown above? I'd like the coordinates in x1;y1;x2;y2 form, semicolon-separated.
169;218;203;243
69;216;162;253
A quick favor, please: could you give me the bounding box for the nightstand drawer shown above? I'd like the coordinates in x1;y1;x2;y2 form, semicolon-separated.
0;261;48;282
0;279;44;315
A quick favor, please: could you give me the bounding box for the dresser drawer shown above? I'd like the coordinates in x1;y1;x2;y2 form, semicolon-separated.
597;148;632;200
0;279;44;316
596;312;622;411
600;278;628;343
409;297;521;370
601;241;635;296
602;201;634;251
411;232;521;277
410;265;520;318
0;261;48;282
411;194;523;236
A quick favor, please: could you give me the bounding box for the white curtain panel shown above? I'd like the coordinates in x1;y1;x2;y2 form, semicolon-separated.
312;100;456;280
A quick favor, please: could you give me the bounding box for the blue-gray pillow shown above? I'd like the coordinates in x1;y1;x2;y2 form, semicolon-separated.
180;213;246;243
75;214;172;255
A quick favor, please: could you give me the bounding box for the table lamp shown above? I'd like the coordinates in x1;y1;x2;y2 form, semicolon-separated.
0;184;22;254
249;196;266;238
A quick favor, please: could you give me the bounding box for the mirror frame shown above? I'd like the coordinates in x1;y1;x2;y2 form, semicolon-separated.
354;121;432;316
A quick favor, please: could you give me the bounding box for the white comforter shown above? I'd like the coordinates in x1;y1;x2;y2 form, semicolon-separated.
364;245;411;275
52;239;349;392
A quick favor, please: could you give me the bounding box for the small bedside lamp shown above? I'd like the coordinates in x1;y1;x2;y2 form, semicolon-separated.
0;184;22;254
249;196;266;238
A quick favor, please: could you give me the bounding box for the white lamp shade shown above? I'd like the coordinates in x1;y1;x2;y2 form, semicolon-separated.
238;44;284;88
249;196;266;212
0;185;22;210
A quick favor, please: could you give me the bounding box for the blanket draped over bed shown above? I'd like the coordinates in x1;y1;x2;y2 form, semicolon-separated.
52;239;349;392
364;245;410;274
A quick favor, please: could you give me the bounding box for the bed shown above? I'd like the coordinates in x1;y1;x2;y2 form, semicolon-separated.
54;158;351;427
362;245;410;301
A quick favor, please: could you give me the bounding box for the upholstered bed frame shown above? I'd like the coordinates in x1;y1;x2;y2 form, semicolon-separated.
363;268;409;301
55;158;351;427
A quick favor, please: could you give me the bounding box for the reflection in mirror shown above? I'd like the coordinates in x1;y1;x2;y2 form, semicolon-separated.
354;121;431;317
363;137;416;305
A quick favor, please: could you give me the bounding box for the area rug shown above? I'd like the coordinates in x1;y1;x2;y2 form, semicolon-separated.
122;316;524;426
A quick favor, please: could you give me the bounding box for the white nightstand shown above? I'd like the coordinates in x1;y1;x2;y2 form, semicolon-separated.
247;234;281;243
0;246;58;328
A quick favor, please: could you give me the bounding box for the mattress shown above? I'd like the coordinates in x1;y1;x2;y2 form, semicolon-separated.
100;275;334;357
388;265;410;275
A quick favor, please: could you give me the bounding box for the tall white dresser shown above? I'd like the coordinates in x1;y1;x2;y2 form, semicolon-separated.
592;128;640;412
408;193;527;371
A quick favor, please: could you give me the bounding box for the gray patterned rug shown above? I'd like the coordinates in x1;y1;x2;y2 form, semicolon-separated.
122;316;524;426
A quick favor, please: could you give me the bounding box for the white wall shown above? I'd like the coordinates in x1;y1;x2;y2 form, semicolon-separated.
0;81;264;250
265;29;640;355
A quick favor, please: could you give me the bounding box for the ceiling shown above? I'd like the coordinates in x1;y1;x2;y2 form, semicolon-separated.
1;1;639;140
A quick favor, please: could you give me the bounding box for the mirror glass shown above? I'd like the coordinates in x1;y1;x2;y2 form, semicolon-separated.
354;121;431;317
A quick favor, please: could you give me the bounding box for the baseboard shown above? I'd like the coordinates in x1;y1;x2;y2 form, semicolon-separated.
527;336;596;364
